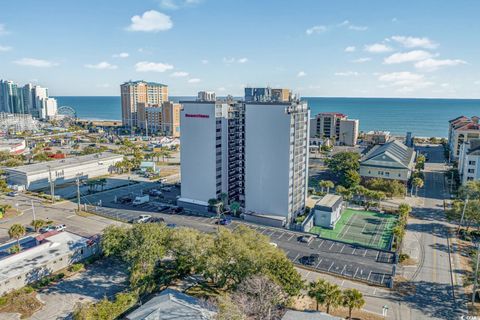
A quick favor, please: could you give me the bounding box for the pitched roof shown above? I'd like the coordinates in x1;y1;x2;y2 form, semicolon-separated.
126;288;216;320
282;310;342;320
361;140;415;169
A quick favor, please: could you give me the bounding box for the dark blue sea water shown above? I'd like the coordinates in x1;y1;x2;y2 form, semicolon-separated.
54;96;480;138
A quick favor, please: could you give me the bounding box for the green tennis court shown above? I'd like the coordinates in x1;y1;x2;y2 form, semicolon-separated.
310;209;397;251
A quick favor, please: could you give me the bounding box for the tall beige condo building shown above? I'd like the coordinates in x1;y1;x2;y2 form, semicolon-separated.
120;80;168;128
137;101;181;137
310;112;359;146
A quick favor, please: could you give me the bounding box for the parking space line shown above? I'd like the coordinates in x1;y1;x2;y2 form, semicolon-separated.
353;267;359;278
328;262;334;271
367;271;372;281
329;242;335;250
287;234;295;241
317;240;324;249
277;233;284;240
293;253;300;262
315;258;323;269
341;265;346;275
340;244;345;253
260;229;269;235
381;273;385;285
363;249;368;256
352;248;356;255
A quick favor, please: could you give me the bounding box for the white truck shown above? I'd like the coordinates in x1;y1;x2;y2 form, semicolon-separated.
132;195;150;206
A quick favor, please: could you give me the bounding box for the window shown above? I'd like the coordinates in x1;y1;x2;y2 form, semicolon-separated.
469;161;476;165
385;172;390;177
468;169;475;173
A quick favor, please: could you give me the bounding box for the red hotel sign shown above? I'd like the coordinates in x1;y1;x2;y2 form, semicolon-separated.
185;114;210;118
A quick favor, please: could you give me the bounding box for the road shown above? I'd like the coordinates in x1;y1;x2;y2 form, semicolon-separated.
396;144;465;319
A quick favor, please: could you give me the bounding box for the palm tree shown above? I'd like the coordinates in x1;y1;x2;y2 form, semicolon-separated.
412;177;424;197
308;280;342;314
8;224;26;249
31;219;46;232
342;288;365;319
319;180;334;194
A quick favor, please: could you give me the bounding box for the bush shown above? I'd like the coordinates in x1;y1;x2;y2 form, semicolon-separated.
364;178;405;197
399;253;410;263
69;263;85;273
73;292;138;320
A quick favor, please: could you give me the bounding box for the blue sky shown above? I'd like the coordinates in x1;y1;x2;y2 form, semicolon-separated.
0;0;479;98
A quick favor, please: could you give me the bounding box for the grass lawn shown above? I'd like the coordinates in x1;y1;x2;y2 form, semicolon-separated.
310;209;397;251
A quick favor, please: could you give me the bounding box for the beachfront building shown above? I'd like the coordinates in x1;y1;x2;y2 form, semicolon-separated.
0;80;57;119
448;116;480;161
120;80;169;129
310;112;359;146
137;101;181;137
179;91;310;227
360;140;415;183
0;231;99;296
197;91;216;102
458;138;480;184
5;152;123;190
244;87;291;103
363;130;391;146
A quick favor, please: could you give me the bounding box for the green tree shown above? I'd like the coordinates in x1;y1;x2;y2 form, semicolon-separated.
412;177;424;197
342;288;365;319
415;154;426;171
344;170;361;188
308;279;342;314
319;180;334;194
216;294;246;320
459;181;480;200
31;219;47;232
325;152;360;187
230;202;241;216
8;224;26;249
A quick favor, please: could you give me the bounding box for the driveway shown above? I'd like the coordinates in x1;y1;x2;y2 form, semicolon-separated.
30;258;128;320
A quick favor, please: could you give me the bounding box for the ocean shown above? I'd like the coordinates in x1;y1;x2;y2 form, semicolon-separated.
54;96;480;138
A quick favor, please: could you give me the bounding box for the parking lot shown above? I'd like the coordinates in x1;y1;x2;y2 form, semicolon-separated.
83;182;395;287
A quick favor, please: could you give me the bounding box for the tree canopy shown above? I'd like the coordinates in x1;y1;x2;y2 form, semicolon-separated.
325;152;361;187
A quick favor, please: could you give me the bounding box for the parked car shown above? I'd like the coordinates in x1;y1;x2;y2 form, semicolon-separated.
298;235;314;244
157;205;170;212
299;254;319;266
269;242;278;248
148;217;165;223
55;224;66;232
170;206;183;214
218;218;232;225
162;187;172;192
6;191;18;197
166;223;177;228
39;225;56;233
135;215;152;224
149;189;162;197
133;195;150;206
118;195;133;204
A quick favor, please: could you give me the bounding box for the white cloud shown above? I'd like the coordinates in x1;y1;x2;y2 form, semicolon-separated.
334;71;359;77
135;61;174;72
352;57;371;63
201;59;209;64
188;78;201;83
306;25;327;35
297;71;307;77
223;57;248;64
414;58;466;72
160;0;201;10
85;61;118;70
384;50;433;64
378;71;434;92
170;71;189;77
0;24;9;36
13;58;58;68
0;45;12;52
364;43;393;53
344;46;356;52
113;52;129;58
390;36;438;49
338;20;368;31
127;10;173;32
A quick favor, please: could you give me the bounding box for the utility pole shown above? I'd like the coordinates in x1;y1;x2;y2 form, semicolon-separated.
76;177;81;212
47;165;55;204
31;200;36;221
473;242;480;305
458;195;469;234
